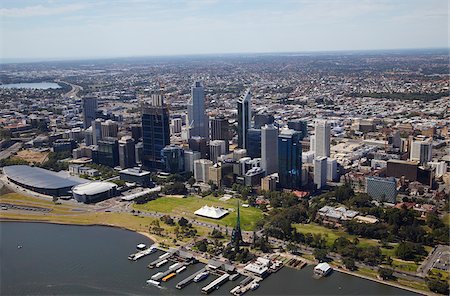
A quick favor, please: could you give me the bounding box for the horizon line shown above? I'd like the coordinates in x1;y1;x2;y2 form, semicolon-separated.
1;47;448;65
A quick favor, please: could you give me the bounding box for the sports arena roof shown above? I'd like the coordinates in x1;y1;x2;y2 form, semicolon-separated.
3;165;87;190
72;181;117;196
194;205;229;219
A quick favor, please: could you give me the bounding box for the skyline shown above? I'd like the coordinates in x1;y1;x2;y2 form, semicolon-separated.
1;0;448;61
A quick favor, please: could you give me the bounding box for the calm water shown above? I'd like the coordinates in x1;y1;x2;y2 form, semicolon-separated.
0;222;417;295
0;82;61;89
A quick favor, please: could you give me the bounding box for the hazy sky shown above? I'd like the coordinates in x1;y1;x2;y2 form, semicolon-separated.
0;0;448;60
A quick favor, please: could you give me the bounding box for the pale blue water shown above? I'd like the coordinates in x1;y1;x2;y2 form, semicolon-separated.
0;222;417;295
0;82;61;89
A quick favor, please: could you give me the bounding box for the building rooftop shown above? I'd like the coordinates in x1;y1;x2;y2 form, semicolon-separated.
72;181;117;196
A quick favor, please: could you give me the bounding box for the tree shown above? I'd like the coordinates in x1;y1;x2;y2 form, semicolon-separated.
378;267;394;280
313;248;328;262
160;215;175;225
187;177;196;186
343;257;357;271
426;277;449;295
178;217;189;227
395;242;426;261
52;196;58;204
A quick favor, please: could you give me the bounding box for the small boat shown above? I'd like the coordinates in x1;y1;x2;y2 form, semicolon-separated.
250;282;260;291
151;272;163;280
155;259;168;268
146;279;160;286
17;245;23;249
137;243;147;250
176;266;187;274
194;271;209;282
162;273;176;282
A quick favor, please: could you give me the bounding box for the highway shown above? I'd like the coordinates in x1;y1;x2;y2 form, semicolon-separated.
0;142;22;160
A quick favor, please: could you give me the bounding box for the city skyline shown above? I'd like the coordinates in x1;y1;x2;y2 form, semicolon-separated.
1;0;448;61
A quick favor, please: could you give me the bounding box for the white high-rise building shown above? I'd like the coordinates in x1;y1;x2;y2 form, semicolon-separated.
327;158;338;181
410;139;432;164
187;81;208;139
82;96;97;129
194;159;213;183
428;161;447;177
314;120;330;157
209;140;226;163
261;124;278;175
101;120;118;139
184;150;201;173
309;135;315;152
314;156;327;189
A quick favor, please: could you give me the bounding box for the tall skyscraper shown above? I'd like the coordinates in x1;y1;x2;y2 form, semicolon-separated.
184;150;201;173
141;94;170;170
118;136;136;169
314;156;327;189
161;144;185;173
410;138;432;164
97;137;119;167
327;158;338;181
82;96;97;129
237;88;252;149
261;124;278;175
92;118;103;145
210;115;230;152
314;119;331;157
254;112;274;129
187;81;208;138
194;159;213;183
209;140;226;163
278;129;302;189
288;120;308;139
101;120;118;139
247;128;262;158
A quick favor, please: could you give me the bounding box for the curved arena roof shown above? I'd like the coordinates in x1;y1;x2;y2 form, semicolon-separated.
3;165;87;190
72;181;117;196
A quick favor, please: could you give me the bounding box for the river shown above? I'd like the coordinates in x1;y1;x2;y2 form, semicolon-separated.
0;82;61;89
0;222;417;295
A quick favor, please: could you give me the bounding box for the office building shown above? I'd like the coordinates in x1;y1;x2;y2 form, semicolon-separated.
428;161;447;178
210;115;230;152
314;156;327;190
386;159;419;181
161;145;185;173
82;96;97;129
119;167;153;187
130;124;142;141
245;167;265;187
288;120;308;139
194;159;213;183
188;136;208;159
410;139;432;164
135;142;143;164
118;136;136;169
233;149;247;161
366;176;397;203
209;140;226;163
254;113;274;129
141;95;170;170
187;81;208;138
261;175;277;191
101;120;118;139
278;129;302;189
171;118;182;134
208;164;222;187
92;118;103;145
97;137;119;167
184;150;201;173
53;139;76;153
261;124;278;175
314;119;330;157
84;126;93;146
237;88;252;149
247;128;262;159
327;158;338;181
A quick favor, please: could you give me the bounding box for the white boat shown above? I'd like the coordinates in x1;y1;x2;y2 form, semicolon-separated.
194;271;209;282
155;259;168;268
314;262;332;277
151;272;163;280
146;279;160;286
250;282;259;291
176;266;187;274
137;243;147;250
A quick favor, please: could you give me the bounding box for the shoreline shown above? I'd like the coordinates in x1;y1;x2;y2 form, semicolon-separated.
0;218;432;295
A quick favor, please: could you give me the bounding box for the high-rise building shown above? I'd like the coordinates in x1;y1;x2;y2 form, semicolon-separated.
82;96;97;129
247;128;262;158
278;129;302;189
161;144;185;173
130;124;142;141
184;150;201;173
327;158;338;181
92;118;103;145
194;159;213;183
313;156;327;189
254;112;274;129
237;88;252;149
187;81;208;138
366;176;397;203
171;118;182;134
84;127;93;146
210;115;230;152
141;94;170;170
288;120;308;139
261;124;278;175
208;164;222;187
261;175;277;191
135;142;143;164
188;136;209;159
97;137;119;167
209;140;226;163
118;136;136;169
410;139;432;164
314;119;330;157
101;120;118;139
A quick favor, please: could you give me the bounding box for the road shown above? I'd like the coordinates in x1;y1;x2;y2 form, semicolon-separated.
0;142;22;160
57;80;83;100
417;245;450;277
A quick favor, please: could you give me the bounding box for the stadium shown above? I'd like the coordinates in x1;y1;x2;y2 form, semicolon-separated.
3;165;87;197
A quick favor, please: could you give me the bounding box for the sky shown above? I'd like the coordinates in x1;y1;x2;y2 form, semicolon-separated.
0;0;448;61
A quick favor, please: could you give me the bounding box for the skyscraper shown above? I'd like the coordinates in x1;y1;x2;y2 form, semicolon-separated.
278;129;302;189
410;138;432;164
82;96;97;129
92;118;103;145
261;124;278;175
101;120;118;139
246;128;261;159
141;94;170;170
254;112;274;129
210;115;230;152
187;81;208;138
209;140;226;163
237;88;251;149
118;136;136;169
97;137;119;167
288;120;308;139
314;156;327;189
161;144;185;173
314;119;331;157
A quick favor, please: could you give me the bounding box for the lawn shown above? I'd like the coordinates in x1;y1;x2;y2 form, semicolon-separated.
391;258;419;272
133;195;264;231
443;213;450;227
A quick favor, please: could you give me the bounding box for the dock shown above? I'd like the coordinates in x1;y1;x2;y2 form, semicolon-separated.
201;273;229;294
176;267;207;289
148;249;177;268
151;262;184;281
128;245;157;261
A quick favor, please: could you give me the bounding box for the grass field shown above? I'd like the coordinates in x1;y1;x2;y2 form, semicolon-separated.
133;195;264;231
391;258;419;273
443;213;450;227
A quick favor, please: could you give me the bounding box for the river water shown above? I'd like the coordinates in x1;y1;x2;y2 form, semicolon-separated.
0;82;61;89
0;222;417;295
